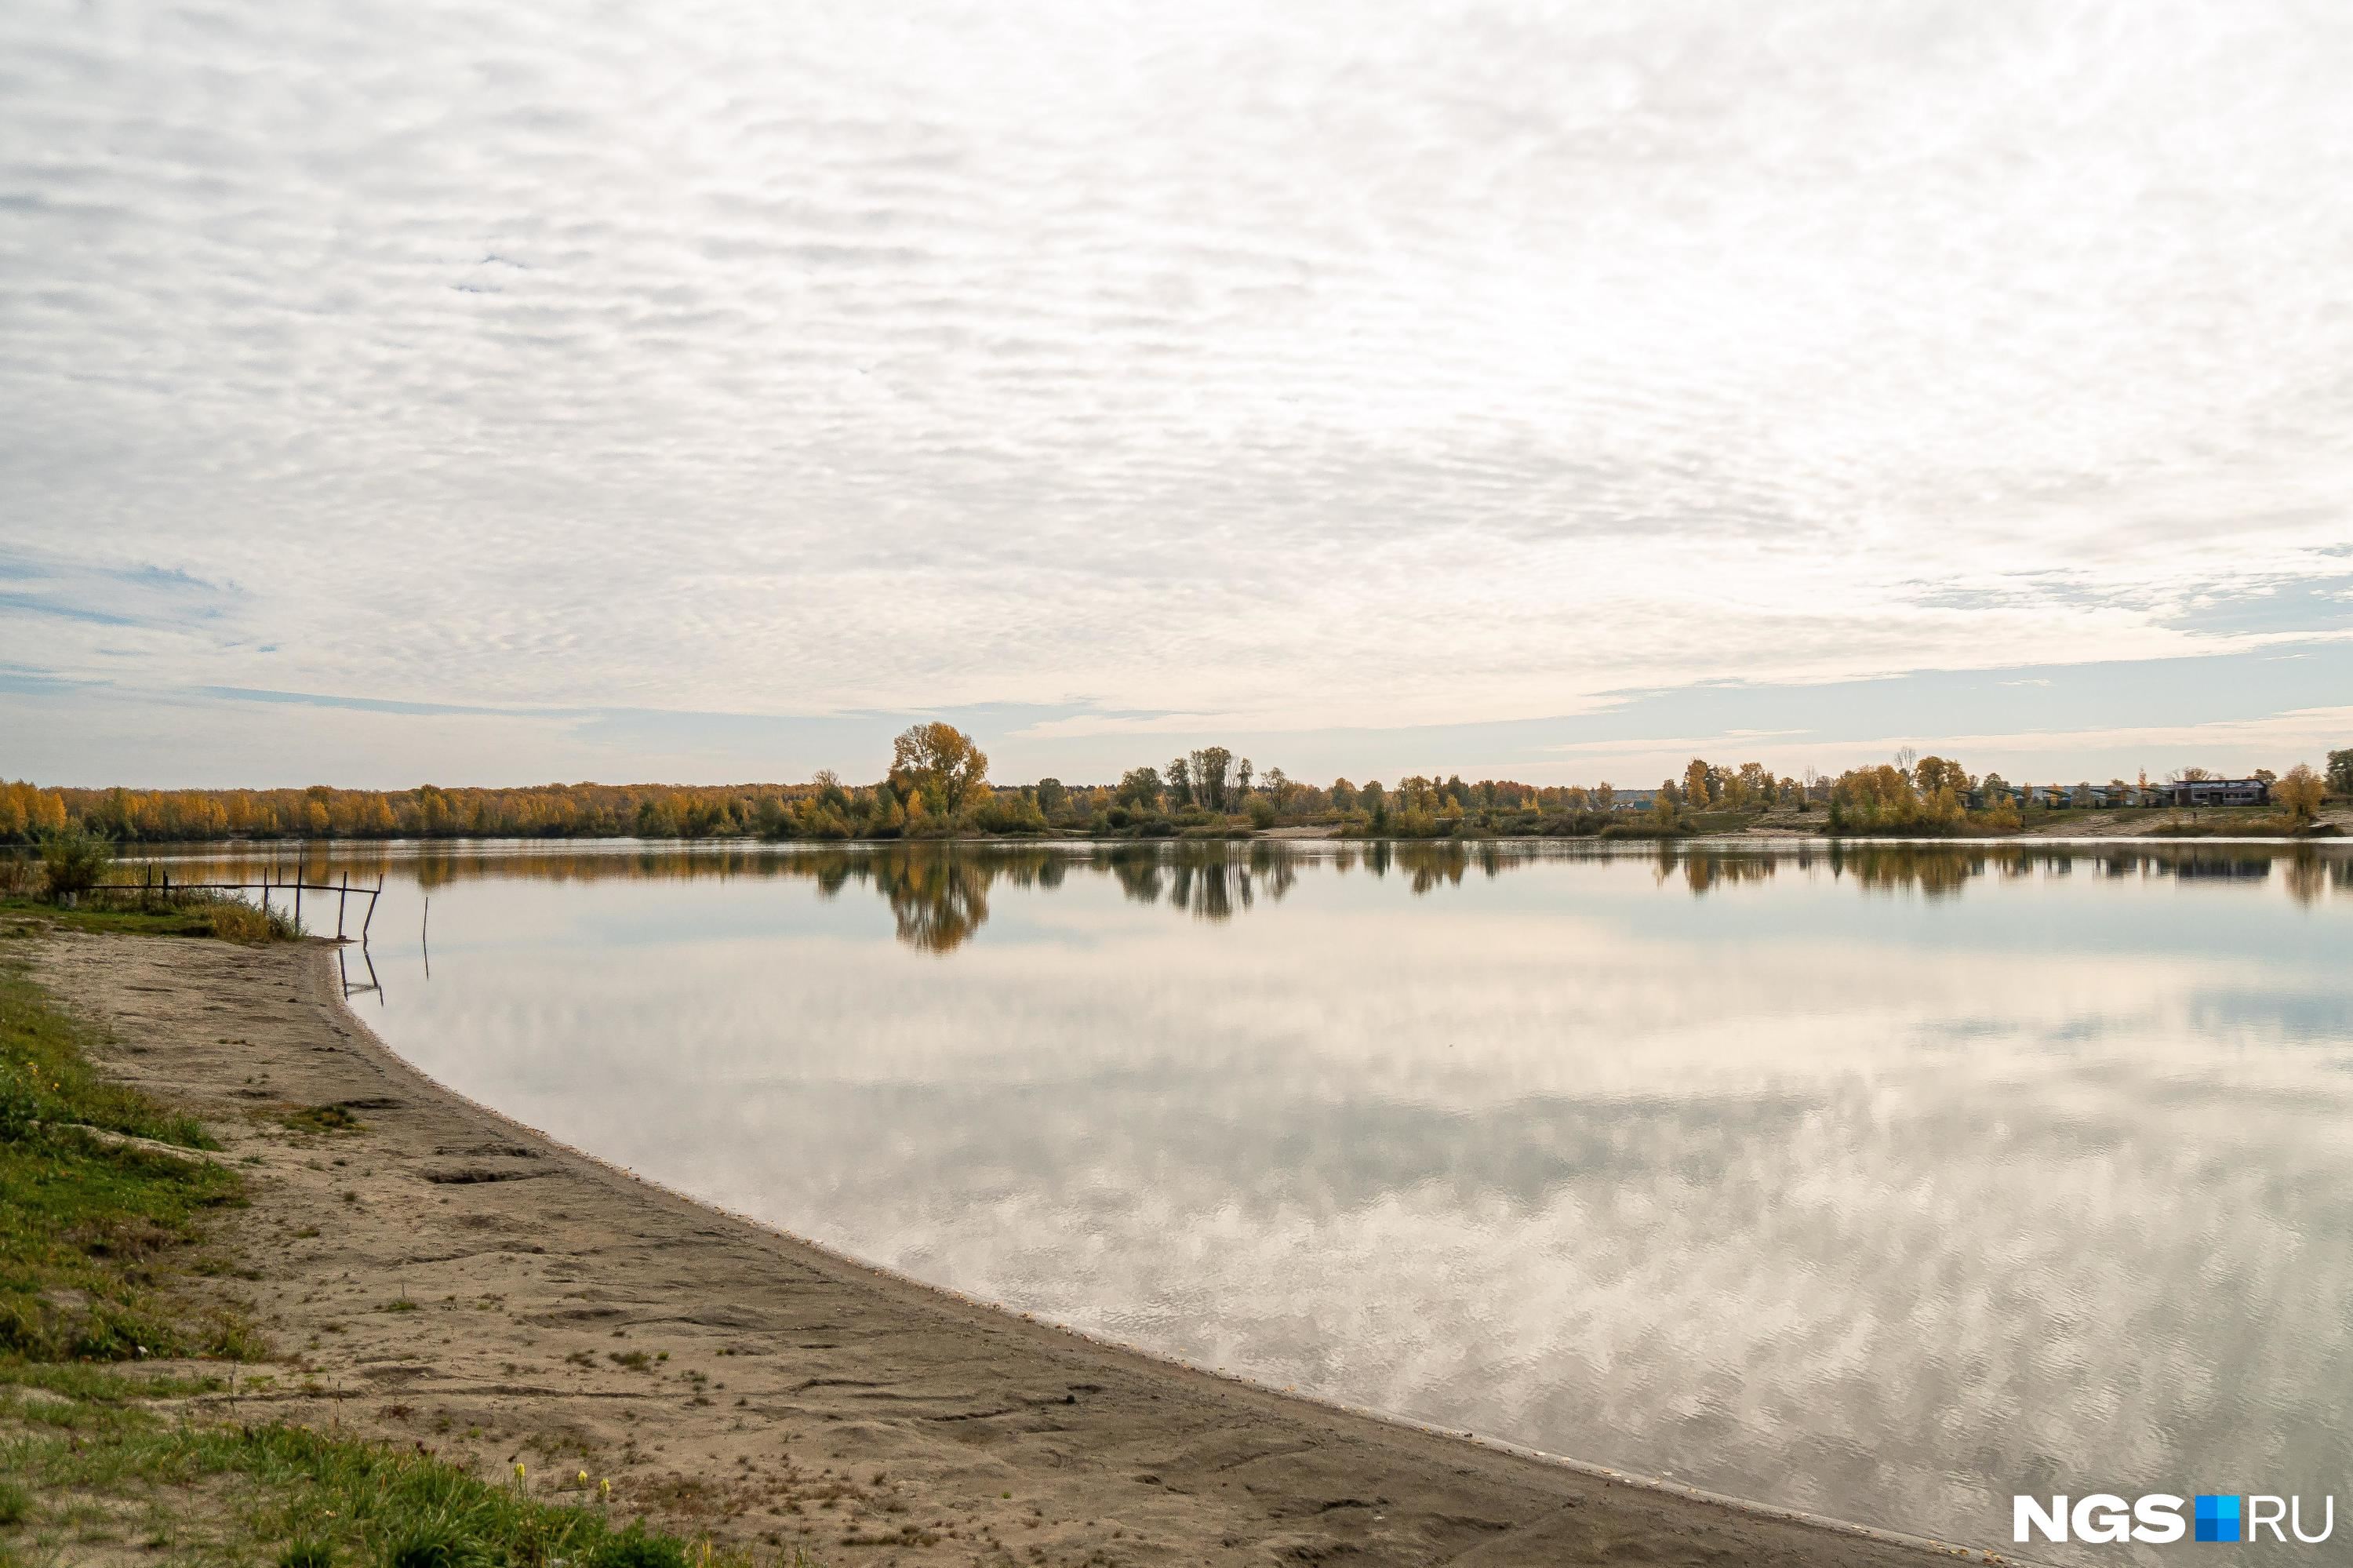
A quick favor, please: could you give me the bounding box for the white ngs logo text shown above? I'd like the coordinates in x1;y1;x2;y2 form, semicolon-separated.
2016;1494;2335;1545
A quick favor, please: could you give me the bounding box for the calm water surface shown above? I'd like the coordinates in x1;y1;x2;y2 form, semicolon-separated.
139;839;2353;1561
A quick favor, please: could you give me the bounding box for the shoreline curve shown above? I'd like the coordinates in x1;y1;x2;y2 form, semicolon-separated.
45;927;2017;1567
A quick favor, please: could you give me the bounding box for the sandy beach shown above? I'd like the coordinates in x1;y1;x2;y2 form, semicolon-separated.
35;929;1997;1567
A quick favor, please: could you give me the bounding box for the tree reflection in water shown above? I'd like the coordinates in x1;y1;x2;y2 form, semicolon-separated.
132;837;2347;955
875;848;995;955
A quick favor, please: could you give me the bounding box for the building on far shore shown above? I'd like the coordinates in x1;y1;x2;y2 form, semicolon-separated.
2159;778;2271;807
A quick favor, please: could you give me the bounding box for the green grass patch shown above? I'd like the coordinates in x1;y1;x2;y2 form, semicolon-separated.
0;959;216;1149
280;1103;365;1135
0;955;252;1361
0;1404;779;1566
1;890;303;944
0;1359;226;1404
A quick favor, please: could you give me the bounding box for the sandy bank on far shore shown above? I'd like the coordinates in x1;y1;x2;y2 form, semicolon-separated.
38;930;1995;1567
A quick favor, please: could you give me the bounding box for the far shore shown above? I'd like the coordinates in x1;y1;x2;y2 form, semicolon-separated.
27;926;1998;1567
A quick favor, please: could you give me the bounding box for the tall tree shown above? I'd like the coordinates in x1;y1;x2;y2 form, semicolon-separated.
1190;747;1234;812
889;722;989;818
1913;755;1967;796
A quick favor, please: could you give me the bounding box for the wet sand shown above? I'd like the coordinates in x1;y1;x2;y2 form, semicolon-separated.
38;930;1996;1566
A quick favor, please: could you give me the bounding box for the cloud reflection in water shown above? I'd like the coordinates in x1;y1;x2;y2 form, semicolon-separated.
162;839;2353;1563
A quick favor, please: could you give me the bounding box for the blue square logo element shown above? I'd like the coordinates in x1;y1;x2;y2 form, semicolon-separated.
2195;1494;2242;1543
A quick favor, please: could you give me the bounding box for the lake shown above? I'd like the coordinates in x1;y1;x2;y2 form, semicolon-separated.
131;837;2353;1561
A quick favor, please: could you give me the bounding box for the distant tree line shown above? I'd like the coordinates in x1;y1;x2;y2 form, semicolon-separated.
1;777;809;844
5;725;2346;846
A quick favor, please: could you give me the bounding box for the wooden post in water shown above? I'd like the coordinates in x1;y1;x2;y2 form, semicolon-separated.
362;875;381;940
293;880;302;933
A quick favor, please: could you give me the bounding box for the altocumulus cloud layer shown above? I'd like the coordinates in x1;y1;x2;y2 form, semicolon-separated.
4;0;2352;784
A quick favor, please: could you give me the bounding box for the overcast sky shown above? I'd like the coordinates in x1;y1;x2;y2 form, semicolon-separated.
5;0;2351;788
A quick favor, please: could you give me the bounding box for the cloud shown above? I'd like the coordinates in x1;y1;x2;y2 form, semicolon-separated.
5;0;2353;781
0;591;145;628
0;552;237;635
1006;711;1223;741
1540;729;1812;757
1858;705;2353;766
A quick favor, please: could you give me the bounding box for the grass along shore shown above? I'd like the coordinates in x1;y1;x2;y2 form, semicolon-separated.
0;907;760;1567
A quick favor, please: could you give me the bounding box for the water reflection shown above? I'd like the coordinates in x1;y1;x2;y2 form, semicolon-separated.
333;942;381;1006
874;849;995;955
124;837;2353;1563
144;837;2348;958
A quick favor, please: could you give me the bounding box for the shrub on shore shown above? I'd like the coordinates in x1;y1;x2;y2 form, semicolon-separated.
38;828;114;900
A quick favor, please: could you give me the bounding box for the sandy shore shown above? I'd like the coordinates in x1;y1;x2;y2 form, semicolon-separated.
38;930;1992;1567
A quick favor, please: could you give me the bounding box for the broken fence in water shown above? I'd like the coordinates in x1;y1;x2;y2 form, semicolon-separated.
98;869;387;943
